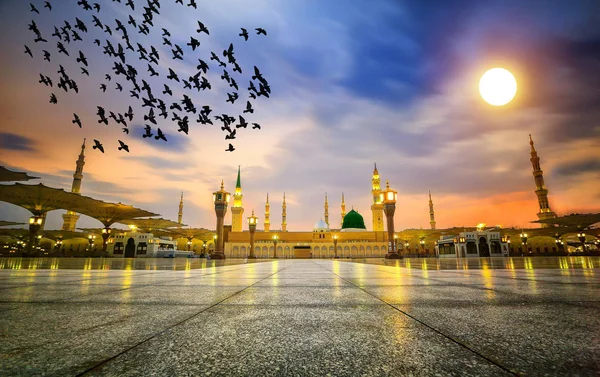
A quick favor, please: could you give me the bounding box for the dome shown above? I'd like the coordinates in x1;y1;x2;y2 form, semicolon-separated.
342;210;366;230
313;219;329;231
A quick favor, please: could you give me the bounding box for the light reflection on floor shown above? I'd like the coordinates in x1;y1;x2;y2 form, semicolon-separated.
0;257;269;270
345;256;599;271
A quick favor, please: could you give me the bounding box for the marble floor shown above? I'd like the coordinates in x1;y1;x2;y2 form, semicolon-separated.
0;257;598;376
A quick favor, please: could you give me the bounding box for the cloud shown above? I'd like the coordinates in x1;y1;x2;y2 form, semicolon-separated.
0;133;37;152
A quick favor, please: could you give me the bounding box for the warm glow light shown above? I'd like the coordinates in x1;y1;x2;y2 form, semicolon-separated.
479;68;517;106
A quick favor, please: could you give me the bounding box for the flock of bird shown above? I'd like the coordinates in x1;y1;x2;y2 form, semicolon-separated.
25;0;271;153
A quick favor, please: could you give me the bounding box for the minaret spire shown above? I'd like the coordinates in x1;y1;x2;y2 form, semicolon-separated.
282;193;287;232
529;134;556;227
428;190;436;230
264;193;270;232
371;163;384;231
341;193;346;228
178;192;184;224
324;192;329;227
61;139;86;231
231;165;244;232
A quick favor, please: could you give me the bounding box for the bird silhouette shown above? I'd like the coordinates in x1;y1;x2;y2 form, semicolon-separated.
118;140;130;152
97;107;108;125
72;113;82;128
92;139;105;153
30;3;40;14
24;45;33;58
44;1;52;11
163;84;172;96
252;123;261;129
239;28;249;41
187;37;200;51
143;125;153;138
124;106;134;122
226;143;235;152
42;50;51;61
80;67;89;76
155;128;167;141
256;28;267;36
243;101;254;114
76;50;88;66
196;21;209;35
225;129;236;140
49;93;57;104
197;59;209;74
236;115;248;128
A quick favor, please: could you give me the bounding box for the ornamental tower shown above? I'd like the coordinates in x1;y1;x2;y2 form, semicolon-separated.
61;139;86;231
529;135;556;227
324;193;329;227
429;190;436;230
178;192;184;224
264;193;270;232
231;166;244;232
371;163;384;231
341;193;346;228
282;193;287;232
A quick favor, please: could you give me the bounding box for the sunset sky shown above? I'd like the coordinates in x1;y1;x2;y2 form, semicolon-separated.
0;0;599;232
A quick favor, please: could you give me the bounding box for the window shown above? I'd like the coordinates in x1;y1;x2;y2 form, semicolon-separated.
114;242;124;254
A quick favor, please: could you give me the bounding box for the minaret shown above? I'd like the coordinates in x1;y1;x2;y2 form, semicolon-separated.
371;163;384;231
429;190;436;230
282;193;287;232
61;139;86;231
324;193;329;227
231;165;244;232
529;135;556;227
341;193;346;228
264;193;270;232
178;192;184;225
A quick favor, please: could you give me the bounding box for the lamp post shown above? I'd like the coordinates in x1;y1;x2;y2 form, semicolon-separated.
405;242;409;255
333;234;339;259
577;232;586;253
27;215;43;255
212;181;230;259
272;235;279;259
55;239;63;251
247;210;258;259
88;234;96;251
100;227;112;256
382;181;401;259
419;238;425;256
187;240;192;251
519;232;528;255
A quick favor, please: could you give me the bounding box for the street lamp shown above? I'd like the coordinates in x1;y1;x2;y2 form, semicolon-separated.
420;238;425;256
382;181;401;259
88;234;96;250
212;180;230;260
247;210;258;259
101;227;111;256
187;240;192;251
577;232;586;253
27;215;44;255
520;232;528;254
333;234;339;259
272;235;279;259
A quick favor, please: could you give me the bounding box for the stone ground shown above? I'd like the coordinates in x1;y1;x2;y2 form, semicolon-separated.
0;257;599;376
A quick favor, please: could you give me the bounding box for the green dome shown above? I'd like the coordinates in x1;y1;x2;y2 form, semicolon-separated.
342;210;366;229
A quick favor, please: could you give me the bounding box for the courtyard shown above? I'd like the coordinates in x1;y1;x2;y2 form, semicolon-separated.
0;257;598;376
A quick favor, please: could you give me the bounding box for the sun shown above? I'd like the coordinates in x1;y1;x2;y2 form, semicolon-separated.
479;68;517;106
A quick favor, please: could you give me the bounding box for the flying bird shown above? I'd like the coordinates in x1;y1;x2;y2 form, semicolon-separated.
226;143;235;152
92;139;105;153
256;28;267;36
155;128;167;141
143;125;153;138
72;113;82;128
24;45;33;58
196;21;209;35
44;1;52;11
243;101;254;114
42;50;51;61
118;140;129;152
30;3;39;14
239;28;248;41
252;123;261;129
76;51;88;66
49;93;57;104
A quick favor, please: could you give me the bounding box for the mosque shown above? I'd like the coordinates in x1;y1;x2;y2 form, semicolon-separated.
52;134;581;259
